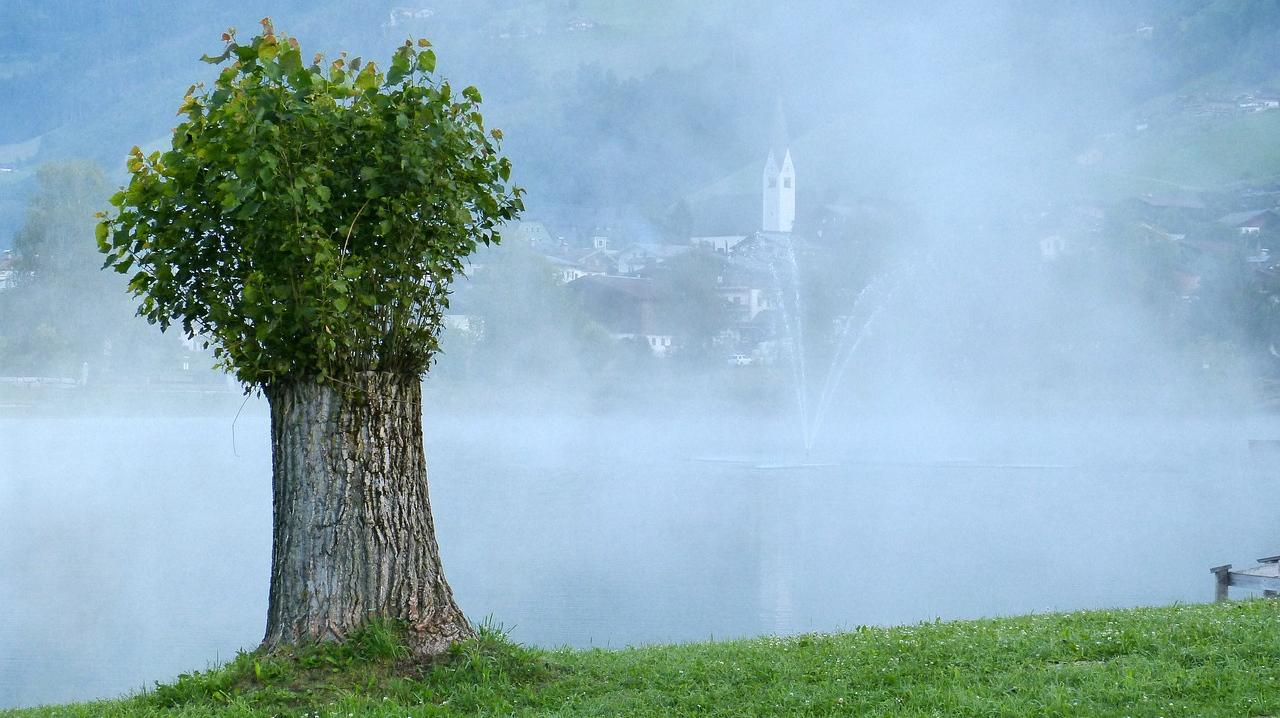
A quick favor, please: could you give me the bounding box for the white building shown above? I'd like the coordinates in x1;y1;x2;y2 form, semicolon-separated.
762;100;796;233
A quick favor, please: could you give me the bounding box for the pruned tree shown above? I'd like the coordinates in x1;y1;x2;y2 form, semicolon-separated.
97;19;522;657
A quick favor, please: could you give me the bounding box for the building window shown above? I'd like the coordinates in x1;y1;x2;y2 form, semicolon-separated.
783;177;792;188
767;178;777;188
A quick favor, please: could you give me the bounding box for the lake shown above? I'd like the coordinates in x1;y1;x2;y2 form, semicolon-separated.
3;400;1278;708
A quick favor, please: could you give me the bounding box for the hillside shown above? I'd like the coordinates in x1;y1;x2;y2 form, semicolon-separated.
0;0;754;243
8;1;1280;243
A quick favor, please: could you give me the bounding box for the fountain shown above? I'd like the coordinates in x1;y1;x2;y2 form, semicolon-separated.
767;234;910;458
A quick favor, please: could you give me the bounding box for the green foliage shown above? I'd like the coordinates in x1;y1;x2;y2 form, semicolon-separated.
98;20;523;388
650;248;733;361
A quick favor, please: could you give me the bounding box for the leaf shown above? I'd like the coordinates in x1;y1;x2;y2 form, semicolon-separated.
201;48;232;65
417;49;436;73
258;38;279;61
388;47;412;86
354;66;380;92
279;43;303;76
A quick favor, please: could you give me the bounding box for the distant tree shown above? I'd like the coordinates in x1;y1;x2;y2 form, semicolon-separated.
458;242;615;385
98;21;522;657
650;248;732;363
14;161;112;280
0;160;143;377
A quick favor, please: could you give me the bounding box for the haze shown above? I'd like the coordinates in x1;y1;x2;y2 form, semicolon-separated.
4;0;1280;708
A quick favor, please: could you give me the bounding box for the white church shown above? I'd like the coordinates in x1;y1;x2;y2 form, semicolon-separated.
690;101;797;253
762;123;796;234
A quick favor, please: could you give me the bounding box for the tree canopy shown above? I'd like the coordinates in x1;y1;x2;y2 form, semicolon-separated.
98;19;523;388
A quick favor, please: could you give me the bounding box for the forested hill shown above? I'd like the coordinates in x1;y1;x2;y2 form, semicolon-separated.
1144;0;1280;87
5;0;1280;245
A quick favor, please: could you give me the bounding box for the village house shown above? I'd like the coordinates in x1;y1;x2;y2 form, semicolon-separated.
1237;93;1280;113
1183;93;1280;117
615;243;690;275
1217;208;1276;235
564;274;674;356
0;249;15;290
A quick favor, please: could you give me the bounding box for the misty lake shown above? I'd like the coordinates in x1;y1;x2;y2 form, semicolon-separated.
3;400;1280;708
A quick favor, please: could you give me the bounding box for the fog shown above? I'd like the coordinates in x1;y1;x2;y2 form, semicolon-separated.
5;0;1280;709
6;407;1280;706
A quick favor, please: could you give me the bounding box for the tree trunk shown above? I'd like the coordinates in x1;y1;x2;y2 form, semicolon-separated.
262;371;473;658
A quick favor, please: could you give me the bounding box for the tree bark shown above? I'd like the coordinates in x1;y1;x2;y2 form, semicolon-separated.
262;372;473;658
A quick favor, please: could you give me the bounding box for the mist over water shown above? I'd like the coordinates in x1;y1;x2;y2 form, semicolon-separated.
0;411;272;707
4;401;1280;707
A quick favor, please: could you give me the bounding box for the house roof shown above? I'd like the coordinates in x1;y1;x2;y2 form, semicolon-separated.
685;192;758;237
1137;195;1206;210
567;274;655;300
617;243;691;260
538;245;618;270
1178;235;1238;253
1217;209;1273;227
566;274;673;336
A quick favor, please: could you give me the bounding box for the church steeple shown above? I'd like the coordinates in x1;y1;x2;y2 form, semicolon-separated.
762;97;795;233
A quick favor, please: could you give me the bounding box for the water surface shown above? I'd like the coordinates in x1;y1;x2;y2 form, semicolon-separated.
3;404;1278;707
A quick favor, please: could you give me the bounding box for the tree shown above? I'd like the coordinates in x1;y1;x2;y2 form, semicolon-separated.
98;20;523;657
0;160;149;378
460;242;615;386
650;248;732;364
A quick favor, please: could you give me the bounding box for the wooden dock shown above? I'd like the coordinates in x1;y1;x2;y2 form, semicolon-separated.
1211;555;1280;601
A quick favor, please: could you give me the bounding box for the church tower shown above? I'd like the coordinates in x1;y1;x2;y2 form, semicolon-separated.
762;99;795;233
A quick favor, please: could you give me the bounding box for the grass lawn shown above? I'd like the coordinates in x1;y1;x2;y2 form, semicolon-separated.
6;599;1279;717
